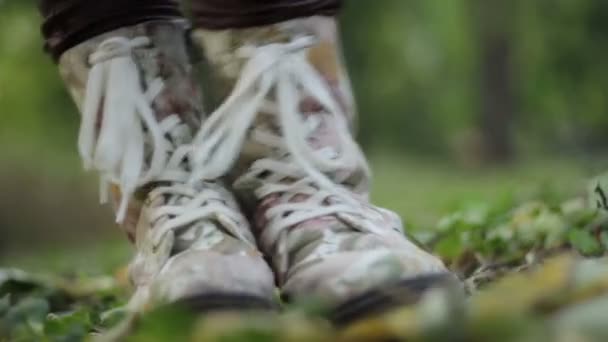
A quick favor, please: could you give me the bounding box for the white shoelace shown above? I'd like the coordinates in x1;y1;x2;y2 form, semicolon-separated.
146;183;253;249
80;35;249;249
190;36;369;182
190;36;384;255
79;36;175;222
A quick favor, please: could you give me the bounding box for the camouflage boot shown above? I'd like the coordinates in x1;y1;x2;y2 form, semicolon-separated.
191;17;454;318
58;20;276;312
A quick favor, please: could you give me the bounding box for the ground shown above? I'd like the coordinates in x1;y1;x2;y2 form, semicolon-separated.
2;156;608;341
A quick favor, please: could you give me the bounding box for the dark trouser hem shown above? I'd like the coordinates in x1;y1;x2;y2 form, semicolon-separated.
39;0;183;61
191;0;342;30
38;0;341;60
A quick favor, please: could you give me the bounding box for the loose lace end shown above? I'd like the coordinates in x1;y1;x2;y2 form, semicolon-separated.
79;36;172;224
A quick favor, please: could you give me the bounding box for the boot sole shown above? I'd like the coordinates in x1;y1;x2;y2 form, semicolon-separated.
173;292;280;313
329;273;458;326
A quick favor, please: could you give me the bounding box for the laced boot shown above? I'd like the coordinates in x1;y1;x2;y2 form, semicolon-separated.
58;20;276;312
190;16;454;321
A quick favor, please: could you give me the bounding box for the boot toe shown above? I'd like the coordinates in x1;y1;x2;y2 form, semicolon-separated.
282;248;450;305
150;249;277;307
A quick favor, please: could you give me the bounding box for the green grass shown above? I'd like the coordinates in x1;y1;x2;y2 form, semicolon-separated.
0;238;129;276
371;154;592;229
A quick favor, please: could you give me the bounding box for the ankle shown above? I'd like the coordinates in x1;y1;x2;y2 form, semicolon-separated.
191;17;355;119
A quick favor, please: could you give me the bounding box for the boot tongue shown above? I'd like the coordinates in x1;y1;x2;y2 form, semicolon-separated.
172;221;224;253
154;180;257;256
232;82;366;194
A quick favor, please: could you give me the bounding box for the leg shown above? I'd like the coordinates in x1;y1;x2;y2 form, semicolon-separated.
39;0;183;61
190;0;341;29
38;0;276;312
188;0;457;323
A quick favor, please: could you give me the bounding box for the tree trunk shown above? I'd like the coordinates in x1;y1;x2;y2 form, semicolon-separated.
476;0;516;163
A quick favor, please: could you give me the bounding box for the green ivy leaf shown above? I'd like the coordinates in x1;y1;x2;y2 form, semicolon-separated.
98;307;128;329
568;229;602;256
45;308;91;341
1;297;50;339
0;294;9;316
600;231;608;252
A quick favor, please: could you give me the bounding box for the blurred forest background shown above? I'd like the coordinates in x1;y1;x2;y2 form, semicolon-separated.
1;0;608;268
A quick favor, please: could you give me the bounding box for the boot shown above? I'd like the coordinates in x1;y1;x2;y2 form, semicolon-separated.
190;16;452;315
58;20;276;312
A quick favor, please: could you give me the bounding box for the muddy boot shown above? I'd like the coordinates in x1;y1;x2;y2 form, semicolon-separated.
57;20;276;313
190;16;456;322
